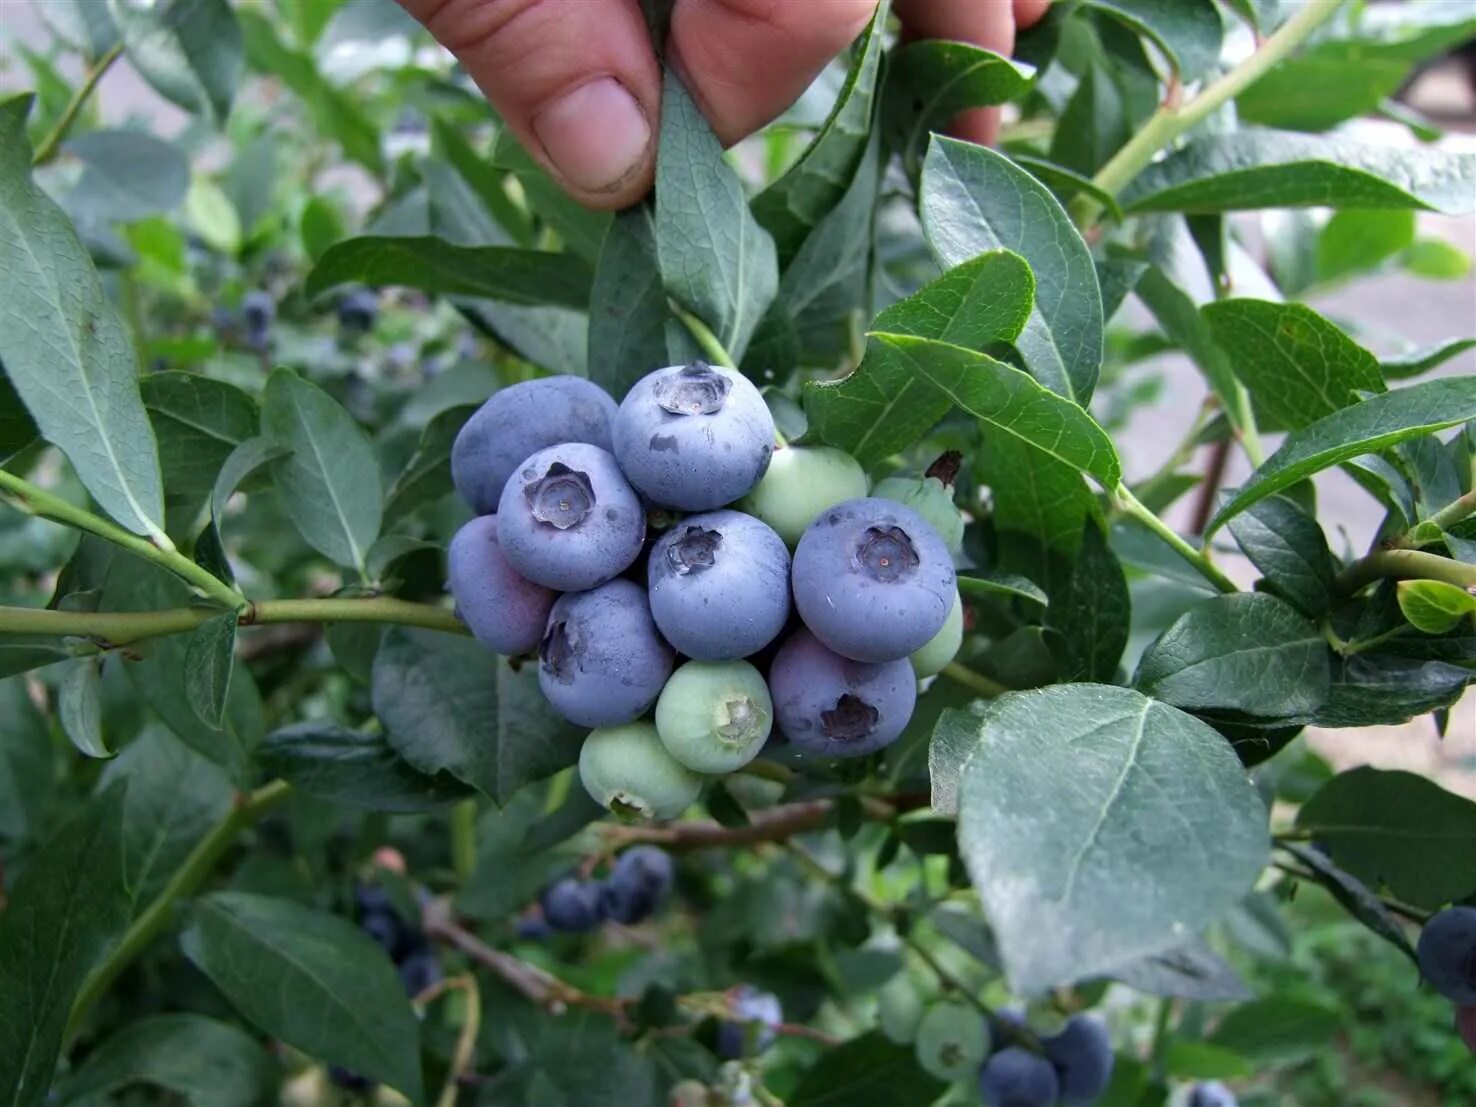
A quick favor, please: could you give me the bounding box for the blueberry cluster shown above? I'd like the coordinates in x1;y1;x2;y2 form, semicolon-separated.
526;845;675;935
447;366;965;819
716;986;784;1060
1418;905;1476;1055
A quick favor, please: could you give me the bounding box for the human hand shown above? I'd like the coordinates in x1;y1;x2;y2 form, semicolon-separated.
396;0;1052;210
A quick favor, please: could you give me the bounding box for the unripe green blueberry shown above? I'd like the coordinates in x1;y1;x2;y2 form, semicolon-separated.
740;445;868;547
656;660;773;774
873;475;964;553
579;722;703;820
914;1000;990;1082
878;974;928;1044
910;591;963;678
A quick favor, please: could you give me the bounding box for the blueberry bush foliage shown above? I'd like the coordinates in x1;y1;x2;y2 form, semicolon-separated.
2;1;1476;1105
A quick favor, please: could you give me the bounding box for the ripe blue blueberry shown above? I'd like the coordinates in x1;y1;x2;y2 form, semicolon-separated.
447;516;556;654
539;580;674;727
498;443;646;592
1418;905;1476;1004
1188;1081;1238;1107
1043;1014;1114;1104
242;290;275;350
648;511;790;660
613;362;775;511
655;660;773;773
792;498;956;663
328;1066;375;1091
716;986;783;1059
399;948;441;997
359;910;401;956
915;1001;991;1082
740;445;869;547
768;628;917;758
453;376;618;514
978;1047;1061;1107
599;845;674;925
541;877;606;932
337;288;378;335
579;721;704;820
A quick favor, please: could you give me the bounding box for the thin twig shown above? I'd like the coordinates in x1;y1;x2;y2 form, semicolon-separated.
32;42;125;166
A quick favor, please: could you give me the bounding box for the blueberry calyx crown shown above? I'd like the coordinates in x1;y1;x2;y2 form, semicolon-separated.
655;362;731;416
856;525;919;582
667;525;722;575
716;697;759;742
526;462;595;530
821;694;880;741
540;619;577;679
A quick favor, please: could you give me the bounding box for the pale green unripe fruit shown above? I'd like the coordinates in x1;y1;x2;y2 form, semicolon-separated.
911;591;963;678
740;445;869;547
914;1001;991;1082
878;974;928;1044
579;722;703;820
873;475;964;553
656;660;773;774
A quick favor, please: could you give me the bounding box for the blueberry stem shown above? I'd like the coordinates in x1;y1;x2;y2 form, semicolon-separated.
1335;548;1476;594
1113;483;1239;594
31;41;125;166
941;662;1009;699
670;301;737;369
451;799;478;882
412;973;483;1107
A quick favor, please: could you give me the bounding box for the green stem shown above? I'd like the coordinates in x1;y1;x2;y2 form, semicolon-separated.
941;661;1009;699
67;780;293;1038
0;470;241;607
31;42;125;166
1429;489;1476;533
670;302;737;370
1114;484;1238;593
450;799;478;882
1068;0;1349;228
1148;998;1175;1079
1336;548;1476;594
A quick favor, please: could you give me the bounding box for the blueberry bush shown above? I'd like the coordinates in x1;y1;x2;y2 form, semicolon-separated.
1;1;1475;1105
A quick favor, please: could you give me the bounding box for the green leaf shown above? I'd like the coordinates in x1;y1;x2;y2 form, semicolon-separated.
108;0;242;124
957;571;1049;607
883;41;1034;176
753;0;888;263
1207;997;1342;1064
261;369;382;573
1381;337;1476;380
1123;132;1476;215
58;657;111;758
805;250;1034;465
1078;0;1225;80
383;404;474;526
865;334;1121;488
588;208;669;401
430;118;533;248
1048;65;1130;178
300;195;346;262
1297;766;1476;910
1278;841;1417;965
490;130;610;264
1047;521;1130;682
1016;155;1127;225
1237;42;1408;132
485;1012;655;1107
0;96;166;540
920;136;1104;403
373;632;583;804
182;892;423;1102
789;1031;947;1107
185;176;241;256
0;785;130;1107
99;725;232;908
956;684;1268;993
66;129;191;222
1112;938;1251;1002
1397;578;1476;634
0;677;56;841
1203;299;1384;429
1401;237;1471;280
1316;208;1417;283
260;722;473;812
929;705;991;816
1226;495;1338;617
1314;654;1472;728
143;372;258;532
54;1013;277;1107
1161;1040;1254;1081
184;609;236;729
1134;593;1330;718
305;235;593;308
983;435;1094;599
655;72;778;364
38;0;119;62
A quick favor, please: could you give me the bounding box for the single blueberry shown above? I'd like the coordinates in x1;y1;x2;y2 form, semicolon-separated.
914;1001;991;1082
613;362;775;511
792;497;956;663
541;877;606;932
452;376;619;514
337;288;379;334
447;516;557;655
539;580;674;727
1418;905;1476;1004
516;916;552;940
911;591;964;678
354;884;393;916
1188;1081;1238;1107
498;443;646;592
1043;1014;1114;1104
716;986;783;1059
648;510;790;660
242;290;275;349
599;845;675;925
328;1066;376;1092
656;660;773;774
740;445;869;547
579;722;703;821
399;947;441;997
359;910;402;956
978;1047;1061;1107
768;628;917;758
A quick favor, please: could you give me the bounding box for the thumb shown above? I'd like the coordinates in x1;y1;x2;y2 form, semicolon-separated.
399;0;660;210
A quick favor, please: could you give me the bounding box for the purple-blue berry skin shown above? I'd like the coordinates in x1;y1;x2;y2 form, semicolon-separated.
613;362;775;511
792;498;956;663
447;516;557;654
1043;1015;1113;1104
399;948;441;997
716;987;783;1058
1189;1081;1238;1107
539;580;675;727
452;376;618;514
541;877;606;933
1418;906;1476;1004
337;288;378;334
768;629;916;758
600;845;674;924
497;443;646;591
978;1047;1061;1107
648;510;791;660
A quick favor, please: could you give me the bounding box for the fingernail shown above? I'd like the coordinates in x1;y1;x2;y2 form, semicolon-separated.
531;77;651;194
